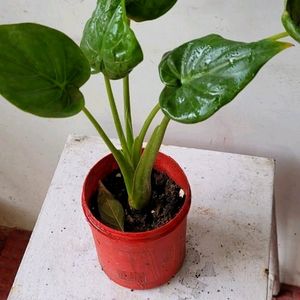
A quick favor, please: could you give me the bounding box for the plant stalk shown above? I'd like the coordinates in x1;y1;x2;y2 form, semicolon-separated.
82;106;119;157
82;106;134;192
129;115;171;210
267;31;289;41
104;75;131;160
123;75;134;149
132;103;161;167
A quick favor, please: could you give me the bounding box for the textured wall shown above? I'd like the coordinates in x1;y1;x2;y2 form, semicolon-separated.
0;0;299;285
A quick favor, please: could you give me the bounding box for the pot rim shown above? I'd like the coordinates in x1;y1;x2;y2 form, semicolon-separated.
82;151;191;241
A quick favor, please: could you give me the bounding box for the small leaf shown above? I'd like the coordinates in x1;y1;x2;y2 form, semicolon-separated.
159;34;292;124
0;23;90;118
80;0;143;79
282;0;300;43
126;0;177;22
97;181;125;231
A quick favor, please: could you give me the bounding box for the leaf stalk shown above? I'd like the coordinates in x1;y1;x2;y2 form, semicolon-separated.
104;75;131;161
82;106;134;194
132;103;161;167
129;115;170;210
123;75;134;149
267;31;289;41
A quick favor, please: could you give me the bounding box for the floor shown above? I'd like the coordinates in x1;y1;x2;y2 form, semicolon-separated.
0;226;299;300
0;227;31;300
275;285;300;300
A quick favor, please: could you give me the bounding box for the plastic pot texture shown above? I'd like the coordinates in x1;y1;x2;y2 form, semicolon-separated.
82;152;191;289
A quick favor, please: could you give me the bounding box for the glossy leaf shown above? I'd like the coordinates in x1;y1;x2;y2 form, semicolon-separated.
159;34;292;124
0;23;90;118
80;0;143;79
282;0;300;43
126;0;177;22
98;181;124;231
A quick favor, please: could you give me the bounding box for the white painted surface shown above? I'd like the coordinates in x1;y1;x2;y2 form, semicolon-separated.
0;0;299;286
9;136;275;300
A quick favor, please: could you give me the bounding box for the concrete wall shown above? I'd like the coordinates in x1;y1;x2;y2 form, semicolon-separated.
0;0;299;286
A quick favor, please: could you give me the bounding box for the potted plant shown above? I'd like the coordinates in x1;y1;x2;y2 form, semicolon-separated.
0;0;299;290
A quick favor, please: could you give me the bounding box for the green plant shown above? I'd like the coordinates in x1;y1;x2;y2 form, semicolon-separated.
0;0;299;231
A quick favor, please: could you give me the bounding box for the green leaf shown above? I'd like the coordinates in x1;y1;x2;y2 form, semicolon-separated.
126;0;177;22
97;181;125;231
80;0;143;79
159;34;292;124
282;0;300;43
0;23;90;118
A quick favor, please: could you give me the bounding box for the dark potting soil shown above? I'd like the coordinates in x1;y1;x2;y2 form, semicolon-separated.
90;170;185;232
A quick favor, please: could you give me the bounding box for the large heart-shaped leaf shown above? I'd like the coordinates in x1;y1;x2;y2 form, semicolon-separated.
80;0;143;79
126;0;177;22
98;181;124;231
0;23;90;118
282;0;300;43
159;34;292;124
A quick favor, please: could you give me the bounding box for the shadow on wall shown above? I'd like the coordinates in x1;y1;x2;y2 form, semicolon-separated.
0;197;34;229
274;153;300;284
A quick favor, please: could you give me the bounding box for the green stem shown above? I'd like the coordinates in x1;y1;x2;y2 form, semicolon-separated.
104;75;130;159
123;75;134;149
129;116;171;210
137;103;160;144
82;106;119;157
132;103;161;167
267;31;289;41
82;106;134;194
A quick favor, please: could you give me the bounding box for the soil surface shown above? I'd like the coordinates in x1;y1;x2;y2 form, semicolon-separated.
90;170;185;232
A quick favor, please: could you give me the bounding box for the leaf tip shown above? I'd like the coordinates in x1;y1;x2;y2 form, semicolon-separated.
282;41;294;49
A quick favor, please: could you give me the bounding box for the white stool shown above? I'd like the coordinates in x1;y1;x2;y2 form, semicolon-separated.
8;135;279;300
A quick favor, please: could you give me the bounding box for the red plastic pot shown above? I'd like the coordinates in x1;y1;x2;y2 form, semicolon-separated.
82;151;191;289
